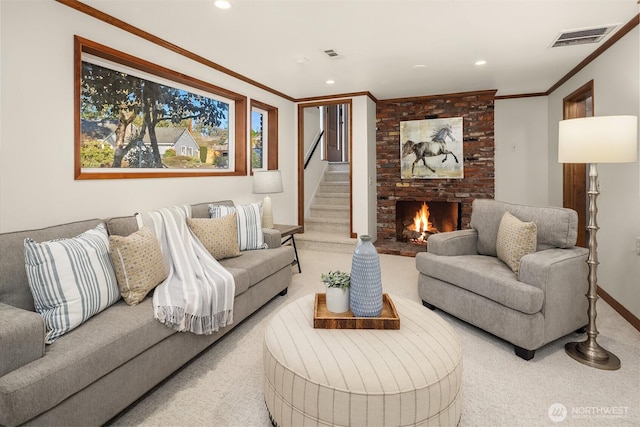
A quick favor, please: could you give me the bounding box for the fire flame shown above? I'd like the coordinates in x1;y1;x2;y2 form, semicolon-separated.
411;202;433;234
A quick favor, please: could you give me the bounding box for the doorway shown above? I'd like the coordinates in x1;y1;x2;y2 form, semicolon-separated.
297;100;352;230
563;80;593;247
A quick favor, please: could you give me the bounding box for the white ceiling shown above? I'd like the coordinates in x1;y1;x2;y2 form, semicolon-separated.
82;0;639;100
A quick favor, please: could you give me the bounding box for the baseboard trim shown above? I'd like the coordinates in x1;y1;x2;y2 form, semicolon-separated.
597;286;640;332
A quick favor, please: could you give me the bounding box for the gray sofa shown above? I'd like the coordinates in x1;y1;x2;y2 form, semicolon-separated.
416;199;589;360
0;201;295;426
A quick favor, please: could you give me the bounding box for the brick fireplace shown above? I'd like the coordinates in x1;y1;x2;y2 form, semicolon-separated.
375;90;496;256
396;200;461;243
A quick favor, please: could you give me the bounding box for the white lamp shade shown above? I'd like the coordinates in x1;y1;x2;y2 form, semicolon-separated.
558;116;638;164
252;170;283;194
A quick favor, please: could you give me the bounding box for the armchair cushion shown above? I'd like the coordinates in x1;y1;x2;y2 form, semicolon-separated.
427;229;478;256
496;212;537;274
416;253;544;314
470;199;578;256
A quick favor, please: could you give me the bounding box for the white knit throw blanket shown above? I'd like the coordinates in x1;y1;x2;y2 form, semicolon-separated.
136;205;235;334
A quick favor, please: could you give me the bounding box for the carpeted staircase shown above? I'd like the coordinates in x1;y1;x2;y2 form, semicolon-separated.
296;162;358;254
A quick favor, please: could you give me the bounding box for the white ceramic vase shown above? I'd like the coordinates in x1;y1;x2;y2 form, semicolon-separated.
325;286;350;313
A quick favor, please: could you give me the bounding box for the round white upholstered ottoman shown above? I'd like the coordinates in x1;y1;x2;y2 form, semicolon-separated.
263;294;462;426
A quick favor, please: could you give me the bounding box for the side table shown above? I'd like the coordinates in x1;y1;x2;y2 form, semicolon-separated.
272;224;303;273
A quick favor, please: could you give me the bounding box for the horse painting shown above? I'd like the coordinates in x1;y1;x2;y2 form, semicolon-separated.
402;125;459;175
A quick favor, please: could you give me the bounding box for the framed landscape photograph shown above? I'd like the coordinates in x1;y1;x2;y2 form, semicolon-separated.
400;117;464;179
75;36;247;180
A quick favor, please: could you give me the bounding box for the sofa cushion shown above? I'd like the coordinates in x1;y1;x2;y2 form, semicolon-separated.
209;203;267;251
109;226;168;306
224;267;251;296
187;214;242;261
0;298;175;426
105;201;236;237
416;252;544;314
0;219;104;311
191;200;234;218
496;212;537;274
24;223;121;344
220;246;294;289
470;199;578;257
105;215;138;237
0;303;45;378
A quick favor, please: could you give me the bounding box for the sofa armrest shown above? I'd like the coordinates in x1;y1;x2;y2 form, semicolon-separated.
519;247;590;338
263;228;282;249
427;229;478;256
0;302;45;377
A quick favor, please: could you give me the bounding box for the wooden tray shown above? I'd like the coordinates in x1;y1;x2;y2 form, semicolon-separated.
314;293;400;329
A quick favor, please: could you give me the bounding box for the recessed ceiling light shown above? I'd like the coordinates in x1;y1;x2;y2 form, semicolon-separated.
214;0;231;9
326;80;335;85
475;60;487;66
413;64;426;69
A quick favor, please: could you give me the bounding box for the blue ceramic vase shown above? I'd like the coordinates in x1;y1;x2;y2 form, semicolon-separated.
349;235;383;317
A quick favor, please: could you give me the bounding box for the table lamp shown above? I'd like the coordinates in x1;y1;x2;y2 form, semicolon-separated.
558;115;638;370
252;170;283;228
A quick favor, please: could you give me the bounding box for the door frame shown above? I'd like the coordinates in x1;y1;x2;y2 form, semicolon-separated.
297;99;353;231
562;80;594;247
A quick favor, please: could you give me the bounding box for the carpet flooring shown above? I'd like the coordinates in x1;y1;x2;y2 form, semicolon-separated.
110;249;640;427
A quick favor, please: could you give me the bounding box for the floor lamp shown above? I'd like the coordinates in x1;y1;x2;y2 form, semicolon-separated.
558;115;638;370
252;170;283;229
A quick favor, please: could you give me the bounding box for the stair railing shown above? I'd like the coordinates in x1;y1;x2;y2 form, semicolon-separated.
304;130;324;169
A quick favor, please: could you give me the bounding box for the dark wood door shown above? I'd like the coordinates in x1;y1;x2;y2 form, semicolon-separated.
562;82;593;248
325;105;342;162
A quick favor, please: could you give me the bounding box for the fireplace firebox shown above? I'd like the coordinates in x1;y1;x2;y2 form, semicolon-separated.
396;201;461;243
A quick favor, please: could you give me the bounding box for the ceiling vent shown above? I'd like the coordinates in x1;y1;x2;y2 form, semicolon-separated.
551;24;617;47
323;49;343;59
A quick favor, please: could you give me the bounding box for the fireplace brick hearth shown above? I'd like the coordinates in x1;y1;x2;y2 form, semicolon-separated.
375;90;496;256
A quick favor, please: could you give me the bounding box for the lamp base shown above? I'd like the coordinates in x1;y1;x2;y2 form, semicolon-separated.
565;340;620;370
262;195;274;229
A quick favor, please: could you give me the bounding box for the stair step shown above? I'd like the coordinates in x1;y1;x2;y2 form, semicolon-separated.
314;195;350;207
328;162;350;173
310;205;350;219
318;182;350;194
323;171;350;182
305;217;350;233
296;231;358;254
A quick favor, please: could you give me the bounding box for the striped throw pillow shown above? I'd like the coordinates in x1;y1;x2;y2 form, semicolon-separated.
209;203;268;251
24;223;120;344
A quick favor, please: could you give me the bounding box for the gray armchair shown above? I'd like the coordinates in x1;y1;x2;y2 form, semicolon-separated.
416;199;589;360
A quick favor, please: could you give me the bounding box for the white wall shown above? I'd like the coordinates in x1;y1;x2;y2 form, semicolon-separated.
302;106;327;217
0;0;297;232
495;97;550;206
547;27;640;318
366;96;378;239
494;28;639;319
351;95;378;239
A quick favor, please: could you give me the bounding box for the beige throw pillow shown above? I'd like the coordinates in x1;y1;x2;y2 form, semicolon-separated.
109;226;168;306
187;213;242;260
496;212;537;275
